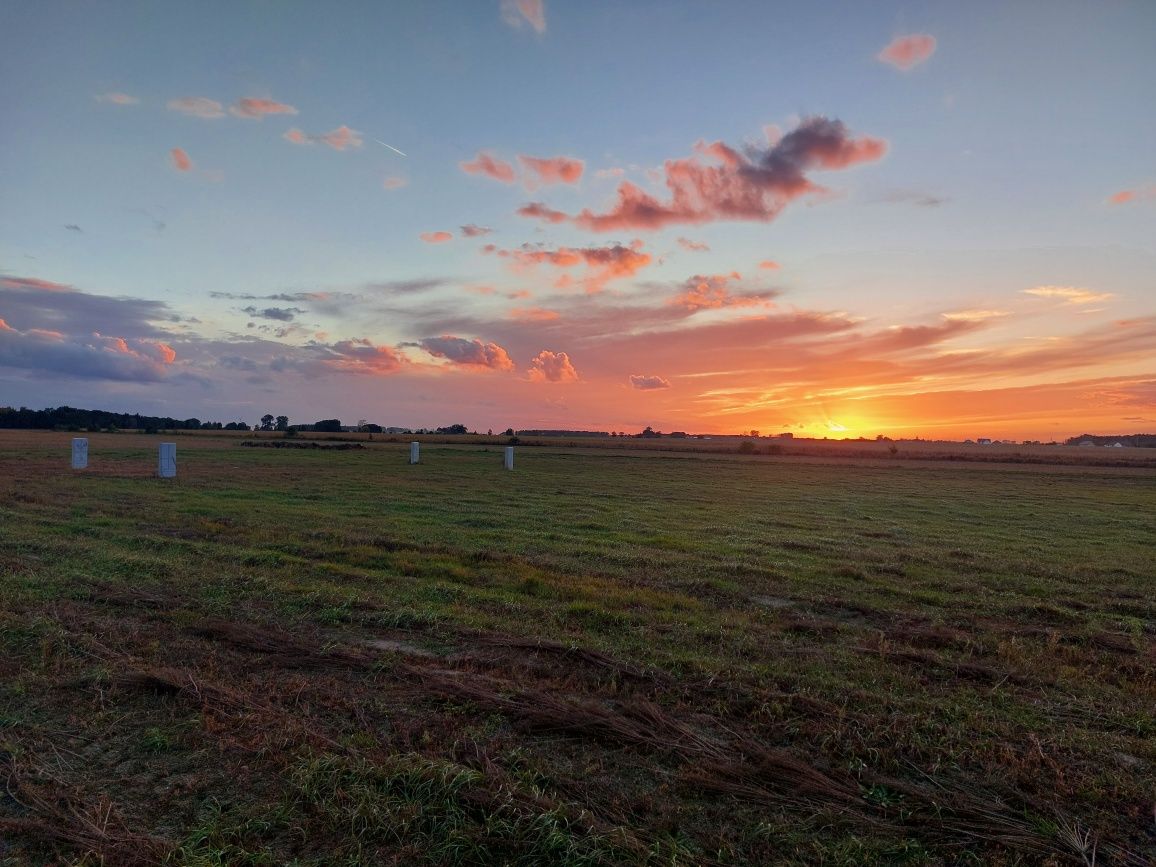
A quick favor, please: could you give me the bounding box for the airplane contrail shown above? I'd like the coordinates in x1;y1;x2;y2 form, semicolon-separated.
374;139;407;157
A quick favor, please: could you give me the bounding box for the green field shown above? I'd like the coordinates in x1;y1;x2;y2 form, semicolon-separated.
1;431;1153;865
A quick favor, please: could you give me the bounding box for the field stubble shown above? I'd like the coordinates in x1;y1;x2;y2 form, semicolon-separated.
0;430;1153;865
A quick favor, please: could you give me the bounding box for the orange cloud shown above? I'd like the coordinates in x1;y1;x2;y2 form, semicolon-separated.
877;34;937;71
630;374;670;390
460;151;516;183
167;96;225;118
170;148;193;172
517;202;568;223
521;117;886;232
510;307;560;322
315;338;405;375
1108;185;1156;205
95;92;139;105
528;350;578;383
501;0;545;33
419;336;514;370
1;276;75;292
230;97;298;119
483;240;652;292
1023;286;1114;306
677;237;710;252
758;260;780;270
420;231;454;243
383;175;408;190
283;125;363;150
671;273;777;312
519;155;585;185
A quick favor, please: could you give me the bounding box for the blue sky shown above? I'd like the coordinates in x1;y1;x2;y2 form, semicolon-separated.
2;0;1154;437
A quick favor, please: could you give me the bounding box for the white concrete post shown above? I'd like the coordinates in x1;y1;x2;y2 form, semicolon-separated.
409;441;420;464
158;442;177;478
503;446;514;470
71;437;88;469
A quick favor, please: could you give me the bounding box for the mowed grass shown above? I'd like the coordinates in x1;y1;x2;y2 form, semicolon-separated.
0;430;1153;865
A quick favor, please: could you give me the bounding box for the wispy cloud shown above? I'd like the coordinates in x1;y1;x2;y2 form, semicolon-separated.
519;154;584;186
170;147;193;172
483;240;652;292
501;0;546;34
167;96;226;119
283;125;363;150
677;237;710;252
877;34;937;71
383;175;408;190
670;273;777;311
461;224;494;237
420;231;454;244
519;117;886;231
230;97;298;119
459;151;516;183
1023;285;1114;306
1108;185;1156;205
95;92;139;105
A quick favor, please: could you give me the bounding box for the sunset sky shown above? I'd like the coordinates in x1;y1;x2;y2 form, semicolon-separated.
2;0;1154;439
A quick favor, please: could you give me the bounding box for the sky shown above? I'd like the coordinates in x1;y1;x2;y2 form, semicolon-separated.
1;0;1154;440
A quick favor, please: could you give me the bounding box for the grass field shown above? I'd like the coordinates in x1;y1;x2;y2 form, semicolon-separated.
1;430;1153;865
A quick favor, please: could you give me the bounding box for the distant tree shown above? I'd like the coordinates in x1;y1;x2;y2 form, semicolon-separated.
487;429;493;436
313;418;342;432
503;428;515;436
436;423;468;435
749;430;760;438
361;423;383;433
260;414;275;431
737;440;758;454
275;415;289;431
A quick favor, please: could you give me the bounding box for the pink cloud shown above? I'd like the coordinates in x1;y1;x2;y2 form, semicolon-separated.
528;350;578;383
671;272;777;312
170;148;193;172
517;202;568;223
501;0;546;33
0;318;11;330
1;276;74;292
595;167;626;179
420;231;454;244
95;92;139;105
319;125;362;150
677;237;710;252
167;96;225;118
461;224;494;237
1108;185;1156;205
459;151;516;183
418;336;514;370
230;97;298;119
509;307;560;322
520;117;886;232
630;374;670;390
283;125;363;150
877;34;937;71
483;240;652;293
759;260;780;270
317;338;405;375
519;154;585;186
383;176;408;190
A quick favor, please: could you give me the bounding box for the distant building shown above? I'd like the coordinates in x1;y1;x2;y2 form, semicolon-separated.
977;437;992;445
1078;440;1095;447
1111;441;1125;448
